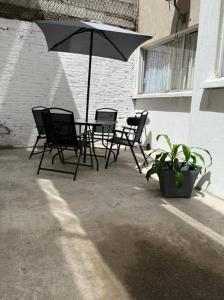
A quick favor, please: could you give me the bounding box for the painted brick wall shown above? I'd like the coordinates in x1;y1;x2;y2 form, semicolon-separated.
0;18;135;147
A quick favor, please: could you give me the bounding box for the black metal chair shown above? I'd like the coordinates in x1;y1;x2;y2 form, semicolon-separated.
37;108;94;181
92;108;117;158
29;106;47;159
123;112;143;152
105;110;149;173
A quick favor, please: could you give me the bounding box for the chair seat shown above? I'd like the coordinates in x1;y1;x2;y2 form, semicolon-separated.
52;138;83;149
108;137;134;146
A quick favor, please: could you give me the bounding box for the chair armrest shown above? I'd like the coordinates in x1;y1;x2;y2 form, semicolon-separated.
122;126;136;132
113;129;125;134
113;129;129;139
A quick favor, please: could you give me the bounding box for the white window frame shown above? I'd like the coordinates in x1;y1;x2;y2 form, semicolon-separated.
202;0;224;89
215;0;224;78
133;25;198;99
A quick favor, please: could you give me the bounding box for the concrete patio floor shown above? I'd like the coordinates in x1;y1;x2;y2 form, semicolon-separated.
1;148;224;300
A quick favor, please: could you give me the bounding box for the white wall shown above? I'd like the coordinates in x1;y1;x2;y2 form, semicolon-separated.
135;0;224;198
138;0;200;39
189;0;224;198
135;97;191;149
0;18;135;147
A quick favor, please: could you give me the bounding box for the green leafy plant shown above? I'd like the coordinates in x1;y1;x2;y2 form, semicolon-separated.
146;134;212;188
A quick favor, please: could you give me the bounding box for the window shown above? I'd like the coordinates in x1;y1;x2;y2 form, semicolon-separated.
140;31;198;94
217;0;224;78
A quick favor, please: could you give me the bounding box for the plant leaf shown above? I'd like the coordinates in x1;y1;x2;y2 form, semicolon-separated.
156;134;172;150
172;144;181;158
182;144;191;161
175;171;183;188
192;147;212;168
173;157;181;172
191;152;206;171
157;152;169;175
190;163;203;173
190;154;197;164
155;153;163;161
146;165;157;180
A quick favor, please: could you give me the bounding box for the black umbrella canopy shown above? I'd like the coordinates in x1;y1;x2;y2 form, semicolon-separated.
36;20;152;61
36;20;152;121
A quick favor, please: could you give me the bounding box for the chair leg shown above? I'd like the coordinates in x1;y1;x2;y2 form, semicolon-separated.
52;150;61;165
115;144;121;161
105;141;114;169
73;149;82;181
49;144;54;153
139;144;148;165
87;132;94;169
29;136;40;159
104;138;109;159
60;148;65;165
37;143;47;175
89;142;94;169
91;134;99;171
51;146;64;165
128;144;142;174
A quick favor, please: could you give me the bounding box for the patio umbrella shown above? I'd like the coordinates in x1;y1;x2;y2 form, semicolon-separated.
36;20;152;122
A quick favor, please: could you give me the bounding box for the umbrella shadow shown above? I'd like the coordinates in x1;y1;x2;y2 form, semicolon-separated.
95;224;224;300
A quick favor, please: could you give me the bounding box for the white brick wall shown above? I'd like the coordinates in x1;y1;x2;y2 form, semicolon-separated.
0;18;135;147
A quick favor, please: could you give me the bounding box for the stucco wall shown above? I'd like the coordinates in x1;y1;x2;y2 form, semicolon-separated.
0;18;135;147
138;0;200;40
135;0;224;198
134;97;191;148
189;0;224;198
133;1;200;150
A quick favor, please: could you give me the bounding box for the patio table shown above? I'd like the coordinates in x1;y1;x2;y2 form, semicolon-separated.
74;119;117;170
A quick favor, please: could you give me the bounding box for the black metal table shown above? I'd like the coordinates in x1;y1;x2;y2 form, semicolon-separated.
74;119;117;170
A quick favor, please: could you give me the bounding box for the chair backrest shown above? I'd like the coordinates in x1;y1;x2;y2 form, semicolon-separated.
32;106;47;135
127;116;141;127
95;108;117;133
42;108;78;146
133;110;148;144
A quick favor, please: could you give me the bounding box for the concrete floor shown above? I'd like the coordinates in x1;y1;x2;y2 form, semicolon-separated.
1;148;224;300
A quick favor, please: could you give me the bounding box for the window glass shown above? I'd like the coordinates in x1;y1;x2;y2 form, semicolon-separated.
142;31;198;93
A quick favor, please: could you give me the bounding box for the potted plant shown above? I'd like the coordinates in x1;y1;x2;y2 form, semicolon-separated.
146;134;212;198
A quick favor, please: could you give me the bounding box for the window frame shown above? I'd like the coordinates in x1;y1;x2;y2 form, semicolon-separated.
201;1;224;89
215;0;224;79
134;25;198;98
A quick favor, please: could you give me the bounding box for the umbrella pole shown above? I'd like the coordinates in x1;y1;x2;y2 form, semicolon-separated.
85;30;93;123
83;30;93;164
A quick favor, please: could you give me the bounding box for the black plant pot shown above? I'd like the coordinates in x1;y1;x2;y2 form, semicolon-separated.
159;170;199;198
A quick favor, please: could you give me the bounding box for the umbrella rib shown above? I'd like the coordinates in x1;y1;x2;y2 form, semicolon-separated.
49;28;89;51
96;31;128;62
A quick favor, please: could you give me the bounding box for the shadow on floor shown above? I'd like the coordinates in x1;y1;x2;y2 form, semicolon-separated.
96;224;224;300
1;148;224;299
